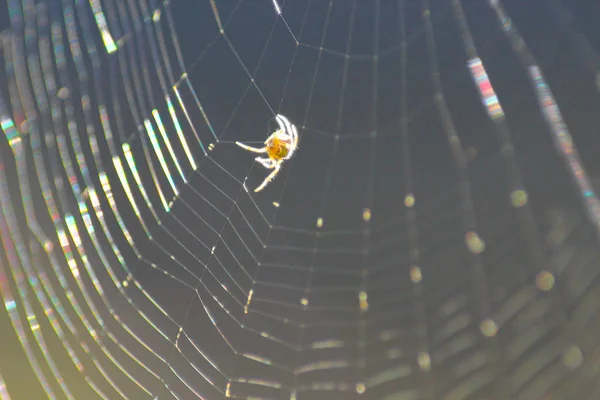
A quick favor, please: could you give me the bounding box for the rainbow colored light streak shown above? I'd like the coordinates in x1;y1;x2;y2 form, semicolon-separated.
467;58;504;120
529;66;600;229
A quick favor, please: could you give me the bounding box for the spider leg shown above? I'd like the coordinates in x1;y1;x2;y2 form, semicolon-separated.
286;126;298;159
254;164;281;193
255;157;278;169
275;114;298;159
291;125;298;148
276;114;292;135
236;141;267;154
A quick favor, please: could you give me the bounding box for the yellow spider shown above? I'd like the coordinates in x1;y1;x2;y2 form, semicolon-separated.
236;114;299;192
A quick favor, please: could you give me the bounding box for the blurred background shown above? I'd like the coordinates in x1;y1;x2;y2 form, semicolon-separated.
1;0;600;399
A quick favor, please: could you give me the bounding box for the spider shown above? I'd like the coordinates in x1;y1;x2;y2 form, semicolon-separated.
236;114;299;193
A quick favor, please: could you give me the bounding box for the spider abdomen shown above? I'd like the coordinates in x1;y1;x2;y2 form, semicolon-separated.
267;138;290;160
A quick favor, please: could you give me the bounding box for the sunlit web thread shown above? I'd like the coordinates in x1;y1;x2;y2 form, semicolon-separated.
3;3;212;400
148;3;202;169
3;7;94;400
211;2;310;397
107;0;210;163
109;58;162;226
263;0;371;392
293;0;373;394
422;0;511;399
113;0;175;213
0;195;60;400
0;152;64;400
255;1;352;394
8;3;164;397
161;2;298;396
142;108;314;396
59;0;152;258
450;0;548;270
283;0;348;398
451;3;597;398
61;0;183;350
34;4;153;396
0;164;78;400
174;0;469;143
488;0;600;234
6;7;104;400
449;3;582;399
212;0;289;180
1;32;108;399
132;0;189;184
272;8;510;142
118;3;180;198
233;0;380;394
61;0;154;249
111;0;210;174
163;0;242;98
486;2;596;396
292;1;456;63
0;372;9;400
271;0;314;219
199;0;302;147
111;18;175;217
167;0;299;156
397;0;435;397
6;2;225;396
354;0;381;393
144;145;269;393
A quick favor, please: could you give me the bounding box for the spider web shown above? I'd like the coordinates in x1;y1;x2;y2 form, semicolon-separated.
1;0;600;399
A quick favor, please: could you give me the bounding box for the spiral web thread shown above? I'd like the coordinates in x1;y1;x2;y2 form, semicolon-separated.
1;0;600;399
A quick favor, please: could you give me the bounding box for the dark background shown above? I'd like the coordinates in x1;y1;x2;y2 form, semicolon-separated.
1;0;600;399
